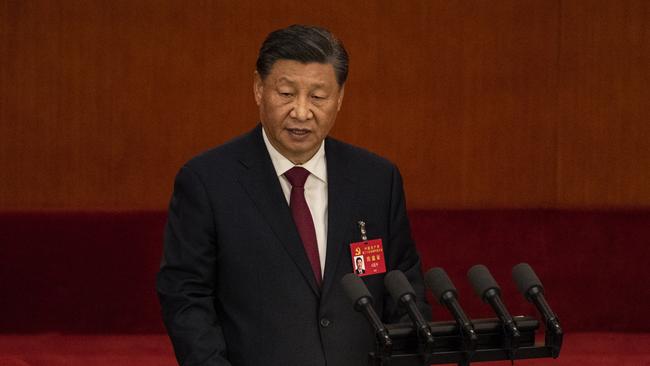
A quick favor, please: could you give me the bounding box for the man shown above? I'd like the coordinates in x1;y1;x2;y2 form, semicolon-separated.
355;257;366;274
157;25;429;366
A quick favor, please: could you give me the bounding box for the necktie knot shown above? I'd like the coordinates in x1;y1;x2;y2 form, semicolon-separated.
285;167;310;188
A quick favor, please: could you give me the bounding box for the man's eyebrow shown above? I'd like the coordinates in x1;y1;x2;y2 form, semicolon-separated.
276;76;327;88
276;76;295;84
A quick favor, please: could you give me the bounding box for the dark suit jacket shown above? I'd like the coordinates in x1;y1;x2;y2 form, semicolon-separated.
157;125;429;366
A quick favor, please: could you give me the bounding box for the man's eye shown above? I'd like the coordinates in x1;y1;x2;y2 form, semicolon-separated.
312;95;325;100
279;92;294;97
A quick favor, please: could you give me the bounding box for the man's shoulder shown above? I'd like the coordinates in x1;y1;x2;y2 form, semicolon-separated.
182;126;261;174
325;136;397;172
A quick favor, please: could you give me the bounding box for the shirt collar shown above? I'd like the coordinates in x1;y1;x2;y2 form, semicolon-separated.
262;128;327;183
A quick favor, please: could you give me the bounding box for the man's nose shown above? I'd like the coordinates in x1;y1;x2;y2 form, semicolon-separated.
290;96;313;121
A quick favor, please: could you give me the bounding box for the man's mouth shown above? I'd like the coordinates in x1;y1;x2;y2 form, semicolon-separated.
287;128;310;136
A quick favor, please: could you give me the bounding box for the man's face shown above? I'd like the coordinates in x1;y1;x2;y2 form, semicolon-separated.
254;60;344;164
356;259;362;268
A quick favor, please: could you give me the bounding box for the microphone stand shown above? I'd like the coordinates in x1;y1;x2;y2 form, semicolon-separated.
360;296;393;364
375;328;393;365
366;315;563;366
439;291;476;366
528;286;563;358
484;288;521;362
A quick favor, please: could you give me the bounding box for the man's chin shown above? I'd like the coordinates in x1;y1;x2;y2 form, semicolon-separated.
281;145;319;164
281;138;315;152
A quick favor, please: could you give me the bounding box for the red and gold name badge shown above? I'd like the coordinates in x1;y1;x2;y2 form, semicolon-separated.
349;221;386;277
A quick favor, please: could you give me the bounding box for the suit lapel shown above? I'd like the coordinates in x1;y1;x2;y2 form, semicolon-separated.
321;138;357;299
236;126;321;296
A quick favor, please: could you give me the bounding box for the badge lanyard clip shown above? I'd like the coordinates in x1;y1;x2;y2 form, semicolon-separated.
357;221;368;241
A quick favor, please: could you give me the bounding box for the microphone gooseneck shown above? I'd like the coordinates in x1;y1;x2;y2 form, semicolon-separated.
467;264;521;340
512;263;562;335
384;270;435;353
341;273;392;356
424;268;477;342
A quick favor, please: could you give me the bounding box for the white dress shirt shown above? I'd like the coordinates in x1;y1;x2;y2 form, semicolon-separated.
262;129;328;275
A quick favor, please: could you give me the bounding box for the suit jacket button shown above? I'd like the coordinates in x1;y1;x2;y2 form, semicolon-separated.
320;318;331;328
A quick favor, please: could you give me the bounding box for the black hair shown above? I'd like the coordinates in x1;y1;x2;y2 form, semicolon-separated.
256;24;349;86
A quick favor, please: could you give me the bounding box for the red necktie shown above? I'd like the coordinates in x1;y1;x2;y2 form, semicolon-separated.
285;167;322;286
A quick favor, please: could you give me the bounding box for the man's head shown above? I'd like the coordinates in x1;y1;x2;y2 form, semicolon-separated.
256;25;349;87
254;25;349;164
356;257;363;268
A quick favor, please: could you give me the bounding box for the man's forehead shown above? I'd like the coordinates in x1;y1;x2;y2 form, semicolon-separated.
266;60;337;81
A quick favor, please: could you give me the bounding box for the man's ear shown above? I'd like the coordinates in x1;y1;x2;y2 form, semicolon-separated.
253;71;263;106
336;85;345;111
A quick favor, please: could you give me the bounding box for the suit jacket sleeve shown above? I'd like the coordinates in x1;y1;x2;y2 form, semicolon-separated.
156;165;231;366
382;164;432;323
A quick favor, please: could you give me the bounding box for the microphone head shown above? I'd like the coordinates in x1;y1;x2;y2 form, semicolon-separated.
384;270;416;304
341;273;373;310
512;263;544;298
467;264;501;301
424;267;458;303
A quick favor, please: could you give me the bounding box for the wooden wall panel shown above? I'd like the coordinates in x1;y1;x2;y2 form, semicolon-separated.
331;1;560;208
1;1;261;209
0;0;648;210
557;0;650;207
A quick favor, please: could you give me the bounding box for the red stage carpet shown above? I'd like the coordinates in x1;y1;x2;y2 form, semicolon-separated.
0;332;647;365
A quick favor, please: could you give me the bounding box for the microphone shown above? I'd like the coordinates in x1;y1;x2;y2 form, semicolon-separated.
424;268;477;342
341;273;392;354
467;264;521;340
512;263;562;335
384;270;434;351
